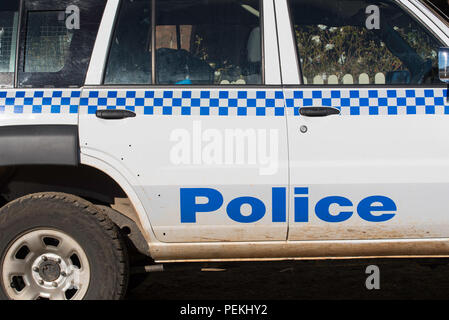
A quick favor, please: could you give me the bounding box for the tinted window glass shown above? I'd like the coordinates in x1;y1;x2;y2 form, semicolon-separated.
289;0;443;85
104;0;152;85
0;1;19;87
19;0;107;88
155;0;262;85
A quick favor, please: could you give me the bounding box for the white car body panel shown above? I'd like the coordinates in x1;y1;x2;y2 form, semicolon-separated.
79;88;290;243
2;0;449;261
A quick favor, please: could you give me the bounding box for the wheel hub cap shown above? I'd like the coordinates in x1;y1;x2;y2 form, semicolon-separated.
38;259;61;282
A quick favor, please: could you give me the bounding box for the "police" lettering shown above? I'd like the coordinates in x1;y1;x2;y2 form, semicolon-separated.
180;187;397;224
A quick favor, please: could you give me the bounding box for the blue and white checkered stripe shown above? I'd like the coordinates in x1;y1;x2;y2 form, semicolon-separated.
1;88;448;117
80;90;286;117
0;90;80;115
82;88;449;117
285;88;449;116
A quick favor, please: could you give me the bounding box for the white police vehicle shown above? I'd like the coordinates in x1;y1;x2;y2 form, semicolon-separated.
0;0;448;300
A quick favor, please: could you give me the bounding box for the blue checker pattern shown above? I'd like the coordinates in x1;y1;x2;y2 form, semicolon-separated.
83;89;449;117
0;90;81;115
1;89;448;117
285;89;449;116
81;90;286;117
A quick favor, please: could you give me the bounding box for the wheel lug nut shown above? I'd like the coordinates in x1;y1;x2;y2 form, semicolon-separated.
52;282;58;288
38;280;44;285
56;258;61;264
33;267;39;272
41;256;47;261
61;271;67;277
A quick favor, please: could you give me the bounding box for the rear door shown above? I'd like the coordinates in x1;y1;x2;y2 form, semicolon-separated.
80;0;289;243
275;0;449;241
1;0;104;128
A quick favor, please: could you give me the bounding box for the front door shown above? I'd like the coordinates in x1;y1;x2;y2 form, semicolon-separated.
276;0;449;241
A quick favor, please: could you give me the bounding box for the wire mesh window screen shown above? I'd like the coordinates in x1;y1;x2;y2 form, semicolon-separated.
0;11;18;73
25;11;73;73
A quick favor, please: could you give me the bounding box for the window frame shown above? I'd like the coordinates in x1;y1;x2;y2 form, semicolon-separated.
17;0;106;88
285;0;448;88
420;0;449;28
102;0;153;85
102;0;266;87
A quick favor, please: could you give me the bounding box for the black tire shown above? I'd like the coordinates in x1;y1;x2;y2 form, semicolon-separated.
0;192;129;300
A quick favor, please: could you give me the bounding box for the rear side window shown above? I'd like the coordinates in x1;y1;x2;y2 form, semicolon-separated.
289;0;444;85
18;0;107;88
104;0;263;86
0;1;19;88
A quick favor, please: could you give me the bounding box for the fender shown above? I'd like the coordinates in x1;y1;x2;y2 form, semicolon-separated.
79;151;159;249
0;125;79;166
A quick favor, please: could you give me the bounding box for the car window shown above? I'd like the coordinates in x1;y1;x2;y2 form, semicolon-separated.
104;0;152;85
289;0;444;85
24;11;74;73
155;0;262;85
18;0;107;88
104;0;262;86
0;1;19;88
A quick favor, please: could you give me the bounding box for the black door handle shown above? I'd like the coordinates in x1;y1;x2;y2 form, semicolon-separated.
96;109;136;120
299;107;340;117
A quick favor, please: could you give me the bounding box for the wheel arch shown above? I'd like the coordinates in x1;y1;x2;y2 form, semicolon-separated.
78;153;157;250
0;158;157;257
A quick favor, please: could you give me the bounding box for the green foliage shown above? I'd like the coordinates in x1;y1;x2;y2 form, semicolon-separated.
295;23;438;84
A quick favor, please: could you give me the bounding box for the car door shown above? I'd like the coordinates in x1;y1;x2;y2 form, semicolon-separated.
79;0;289;243
1;0;103;129
275;0;449;241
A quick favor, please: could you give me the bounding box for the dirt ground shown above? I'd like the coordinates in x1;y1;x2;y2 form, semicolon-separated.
126;258;449;300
